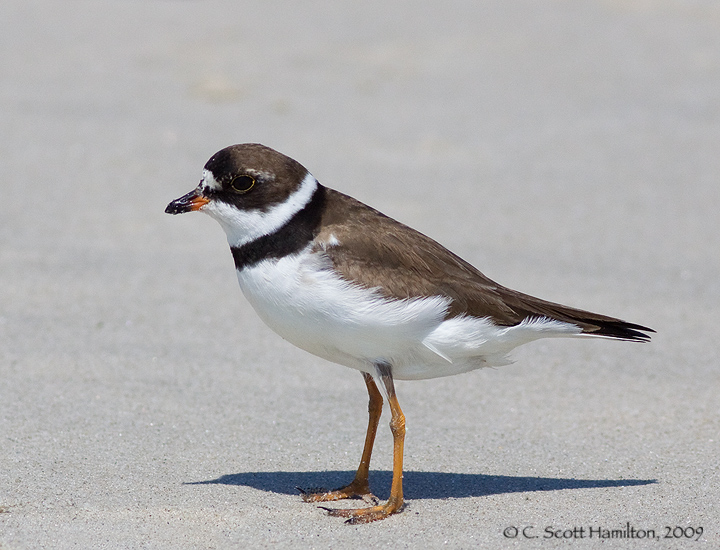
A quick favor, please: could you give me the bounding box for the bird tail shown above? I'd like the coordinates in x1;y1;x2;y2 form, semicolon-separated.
506;292;654;342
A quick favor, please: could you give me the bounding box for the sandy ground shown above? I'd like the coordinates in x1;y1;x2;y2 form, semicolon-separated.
1;1;719;548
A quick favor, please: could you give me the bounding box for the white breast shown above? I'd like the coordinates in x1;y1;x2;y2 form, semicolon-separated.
235;249;582;380
236;250;447;372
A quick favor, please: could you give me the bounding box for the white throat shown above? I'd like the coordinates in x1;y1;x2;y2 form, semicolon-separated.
202;171;318;248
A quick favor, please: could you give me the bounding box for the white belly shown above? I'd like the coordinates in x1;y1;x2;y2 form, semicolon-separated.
235;250;581;380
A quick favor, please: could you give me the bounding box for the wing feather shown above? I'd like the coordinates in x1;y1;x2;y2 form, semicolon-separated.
314;189;653;342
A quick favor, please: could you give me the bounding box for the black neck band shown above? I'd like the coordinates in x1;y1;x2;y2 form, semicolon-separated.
230;185;326;271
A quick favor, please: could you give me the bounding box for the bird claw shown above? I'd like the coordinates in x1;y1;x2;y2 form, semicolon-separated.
296;486;327;499
297;481;376;503
320;501;405;524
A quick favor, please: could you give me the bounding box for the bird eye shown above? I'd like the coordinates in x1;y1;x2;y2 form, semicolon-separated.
230;175;255;193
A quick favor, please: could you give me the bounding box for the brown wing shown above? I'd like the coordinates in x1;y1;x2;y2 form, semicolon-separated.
315;189;653;342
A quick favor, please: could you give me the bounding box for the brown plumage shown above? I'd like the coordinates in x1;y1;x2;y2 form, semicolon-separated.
167;143;654;524
315;188;653;341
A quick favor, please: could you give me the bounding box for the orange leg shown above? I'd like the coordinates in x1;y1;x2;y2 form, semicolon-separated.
321;363;406;524
300;372;383;504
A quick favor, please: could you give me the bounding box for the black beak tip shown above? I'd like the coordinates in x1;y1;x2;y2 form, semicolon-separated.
166;188;208;214
165;201;185;215
165;189;198;215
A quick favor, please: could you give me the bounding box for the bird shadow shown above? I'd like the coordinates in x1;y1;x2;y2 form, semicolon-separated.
187;470;656;500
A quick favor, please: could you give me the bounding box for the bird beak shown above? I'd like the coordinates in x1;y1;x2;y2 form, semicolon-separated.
165;188;210;214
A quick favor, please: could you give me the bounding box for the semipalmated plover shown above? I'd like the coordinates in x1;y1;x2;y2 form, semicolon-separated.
166;143;653;524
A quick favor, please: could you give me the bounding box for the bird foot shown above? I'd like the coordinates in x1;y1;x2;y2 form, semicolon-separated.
297;481;379;505
319;498;405;524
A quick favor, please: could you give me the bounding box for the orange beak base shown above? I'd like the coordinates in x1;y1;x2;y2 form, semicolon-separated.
165;189;210;214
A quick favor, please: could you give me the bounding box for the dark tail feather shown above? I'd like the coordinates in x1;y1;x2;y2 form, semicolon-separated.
580;319;655;342
506;292;655;342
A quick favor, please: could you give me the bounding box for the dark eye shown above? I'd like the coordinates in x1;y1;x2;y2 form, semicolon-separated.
230;175;256;193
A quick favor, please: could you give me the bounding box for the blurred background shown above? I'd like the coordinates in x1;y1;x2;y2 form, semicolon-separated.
1;1;718;548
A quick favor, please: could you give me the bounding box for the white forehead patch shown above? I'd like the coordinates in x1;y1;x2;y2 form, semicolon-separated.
201;169;222;192
202;171;318;248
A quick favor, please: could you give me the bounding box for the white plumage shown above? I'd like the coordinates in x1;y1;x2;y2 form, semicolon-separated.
236;243;581;381
165;143;652;524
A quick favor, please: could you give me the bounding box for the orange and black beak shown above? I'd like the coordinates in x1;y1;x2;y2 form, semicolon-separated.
165;188;210;214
